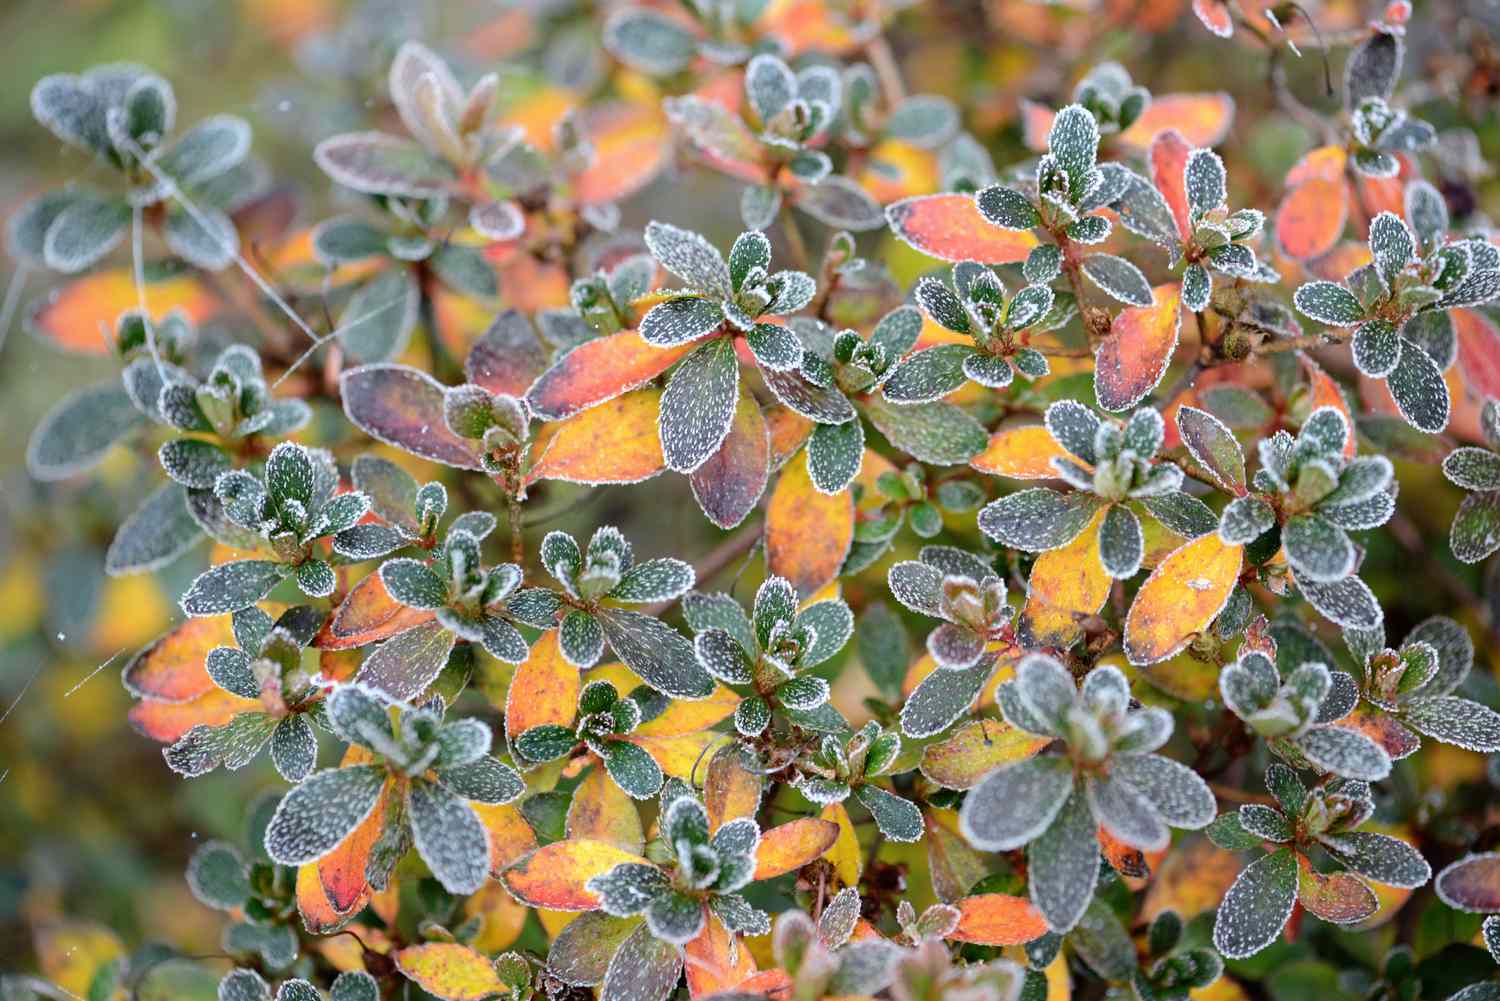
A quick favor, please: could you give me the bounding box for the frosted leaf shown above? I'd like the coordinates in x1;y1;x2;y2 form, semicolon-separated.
884;345;973;403
264;764;386;865
1295;725;1392;780
900;657;995;738
856;784;923;842
1402;696;1500;752
639;296;724;347
1388;338;1450;433
644;221;730;298
270;715;318;783
218;969;271;1001
1087;771;1168;852
1081;253;1153;306
1112;753;1215;828
187;840;250;910
408;777;490;894
1027;787;1099;933
600;921;684;1001
1298;573;1383;630
613;559;696;603
1321;831;1431;888
597;609;714;699
1293;281;1365;326
181;560;287;617
1184;149;1227;215
978;488;1103;551
660;338;739;473
1212;848;1298;959
959;755;1074;851
1099;504;1144;578
356;620;457;701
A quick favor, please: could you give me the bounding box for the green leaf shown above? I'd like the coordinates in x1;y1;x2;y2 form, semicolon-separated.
181;560;287;617
600;921;683;1001
979;488;1103;551
1099;504;1144;578
157;114;252;187
855;784;923;842
106;481;203;575
314;131;455;197
158;438;231;490
884;344;974;403
1294;281;1365;326
661;338;739;473
548;912;644;987
186;840;250;910
1184;149;1227;215
863;396;988;465
407;777;490;894
603;8;699;76
1212;848;1298;959
163;205;237;272
807;420;864;494
604;741;665;800
340;267;419;364
1081;253;1153;306
976;185;1039;229
857;602;909;698
597;609;715;699
1026;786;1099;933
793;176;885;231
27;382;145;481
1387;338;1450;433
380;558;449;609
42;194;129;273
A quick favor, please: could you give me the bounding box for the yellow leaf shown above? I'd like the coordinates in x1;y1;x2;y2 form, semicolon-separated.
566;764;646;854
394;943;505;1001
463;883;530;953
35;922;125;997
1124;532;1242;665
527;388;668;485
705;743;764;832
1020;508;1111;647
821;801;863;887
626;731;730;780
505;630;579;739
920;719;1051;789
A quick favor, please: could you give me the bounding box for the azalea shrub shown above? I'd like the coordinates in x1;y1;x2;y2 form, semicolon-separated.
9;3;1500;1001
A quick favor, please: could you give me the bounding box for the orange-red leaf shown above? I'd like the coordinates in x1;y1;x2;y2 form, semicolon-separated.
970;424;1073;479
316;571;436;650
574;103;673;206
1301;355;1358;460
1095;284;1182;412
123;617;236;702
527;388;667;486
526;330;696;420
691;388;771;529
753;818;840;879
395;943;506;1001
1277;177;1348;260
505;629;579;739
1118;93;1236;150
948;894;1050;945
684;912;758;999
765;454;854;598
296;861;350;935
887;193;1039;264
502;839;650;910
1150;130;1193;243
1124;532;1243;665
127;687;260;743
30;269;218;355
1297;858;1379;923
320;781;390;913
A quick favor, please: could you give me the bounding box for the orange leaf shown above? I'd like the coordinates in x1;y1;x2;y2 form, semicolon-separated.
1095;284;1182;412
1297;857;1378;923
766;405;815;465
753;818;840;879
505;630;579;739
527;388;667;486
502;839;650;910
705;743;764;831
1118;93;1236;150
858;140;940;204
30;268;218;355
920;719;1051;790
122;618;236;702
1100;826;1165;885
565;764;646;854
296;861;352;935
1301;355;1357;459
320;781;390;913
1332;703;1420;760
574;102;673;206
691;387;771;529
394;943;506;1001
1143;836;1243;920
1020;508;1112;647
625;732;728;780
1277;177;1348;259
526;330;696;420
886;193;1039;264
316;571;437;650
970;424;1073;479
684;913;758;999
1285;145;1348;186
127;687;260;743
463;882;530;953
765;454;854;597
1124;532;1243;665
1149;130;1193;244
472;801;540;875
429;284;502;366
948;894;1050;945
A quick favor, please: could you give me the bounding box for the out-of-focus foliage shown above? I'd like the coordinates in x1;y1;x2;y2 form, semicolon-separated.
4;2;1500;1001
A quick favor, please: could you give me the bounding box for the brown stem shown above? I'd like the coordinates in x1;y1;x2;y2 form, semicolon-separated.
508;489;524;567
865;35;907;109
780;204;812;273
